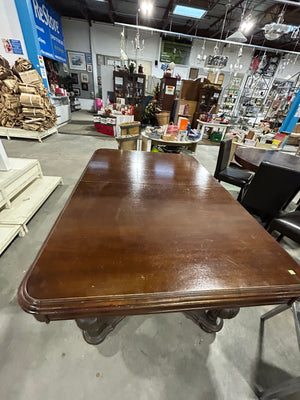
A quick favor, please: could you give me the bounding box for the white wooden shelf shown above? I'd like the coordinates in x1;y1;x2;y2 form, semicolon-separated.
0;156;62;255
0;126;58;142
0;158;42;209
0;224;25;255
0;176;62;232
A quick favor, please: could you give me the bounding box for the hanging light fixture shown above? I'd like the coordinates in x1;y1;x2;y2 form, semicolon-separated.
197;40;207;62
120;27;128;62
227;31;247;42
132;9;145;56
263;7;290;41
230;46;244;74
203;2;230;73
227;0;250;43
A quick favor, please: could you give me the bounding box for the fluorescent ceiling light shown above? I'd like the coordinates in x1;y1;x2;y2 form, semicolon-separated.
173;5;206;19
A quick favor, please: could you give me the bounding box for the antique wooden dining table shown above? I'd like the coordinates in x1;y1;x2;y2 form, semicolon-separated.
18;149;300;345
235;147;300;172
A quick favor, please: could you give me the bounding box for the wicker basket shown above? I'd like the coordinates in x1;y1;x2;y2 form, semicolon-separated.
115;134;139;150
120;121;141;136
156;112;170;126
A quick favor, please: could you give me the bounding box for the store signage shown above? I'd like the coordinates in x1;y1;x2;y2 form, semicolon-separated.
2;39;23;55
31;0;67;63
165;85;175;95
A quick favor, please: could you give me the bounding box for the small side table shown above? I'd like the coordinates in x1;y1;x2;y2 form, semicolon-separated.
141;132;200;153
196;120;231;141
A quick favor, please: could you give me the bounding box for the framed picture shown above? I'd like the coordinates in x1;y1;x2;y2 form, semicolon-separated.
81;73;89;83
97;54;104;66
71;73;78;84
73;88;81;96
87;64;93;73
68;51;86;71
81;82;88;91
189;67;199;80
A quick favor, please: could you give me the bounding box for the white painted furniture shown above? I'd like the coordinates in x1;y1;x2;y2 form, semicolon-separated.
0;175;62;234
0;157;62;255
0;126;58;143
0;158;42;209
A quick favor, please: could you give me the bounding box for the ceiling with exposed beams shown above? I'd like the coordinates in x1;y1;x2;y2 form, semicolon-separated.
46;0;300;52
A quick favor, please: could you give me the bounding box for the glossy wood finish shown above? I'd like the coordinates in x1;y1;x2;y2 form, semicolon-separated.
18;149;300;322
235;147;300;172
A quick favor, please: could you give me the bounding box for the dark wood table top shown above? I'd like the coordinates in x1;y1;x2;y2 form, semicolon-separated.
235;146;300;172
18;149;300;322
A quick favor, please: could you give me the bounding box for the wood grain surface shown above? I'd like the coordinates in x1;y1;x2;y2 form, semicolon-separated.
18;150;300;321
235;147;300;172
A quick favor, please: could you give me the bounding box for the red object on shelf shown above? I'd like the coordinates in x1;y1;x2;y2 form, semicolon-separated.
94;123;115;136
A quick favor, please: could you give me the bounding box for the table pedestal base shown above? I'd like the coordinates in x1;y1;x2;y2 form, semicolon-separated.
76;308;240;344
184;308;240;333
76;316;124;345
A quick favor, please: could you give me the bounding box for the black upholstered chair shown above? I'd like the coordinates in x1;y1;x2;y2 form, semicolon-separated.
268;204;300;244
239;162;300;226
214;138;253;201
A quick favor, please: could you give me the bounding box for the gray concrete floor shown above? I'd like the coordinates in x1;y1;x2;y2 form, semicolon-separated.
0;125;299;400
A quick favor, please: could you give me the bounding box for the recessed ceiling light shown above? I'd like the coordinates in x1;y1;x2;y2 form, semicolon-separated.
173;5;206;19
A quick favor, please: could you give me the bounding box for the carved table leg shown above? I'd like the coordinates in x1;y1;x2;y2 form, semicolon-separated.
76;316;124;345
184;308;240;333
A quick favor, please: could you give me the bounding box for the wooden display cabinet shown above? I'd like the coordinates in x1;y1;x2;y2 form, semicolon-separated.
158;76;177;112
113;71;146;107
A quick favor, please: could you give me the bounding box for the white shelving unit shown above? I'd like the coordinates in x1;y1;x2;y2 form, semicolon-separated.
0;157;62;255
0;126;58;143
0;158;42;209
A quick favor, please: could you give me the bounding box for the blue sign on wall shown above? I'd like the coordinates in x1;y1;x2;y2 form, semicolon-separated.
31;0;67;62
9;39;23;55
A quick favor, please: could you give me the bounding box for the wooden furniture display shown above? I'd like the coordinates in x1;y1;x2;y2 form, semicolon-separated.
175;79;222;128
18;150;300;345
141;132;200;153
158;76;177;112
235;147;300;172
113;71;145;107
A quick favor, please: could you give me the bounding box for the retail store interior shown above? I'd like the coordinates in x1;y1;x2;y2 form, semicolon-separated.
0;0;300;399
